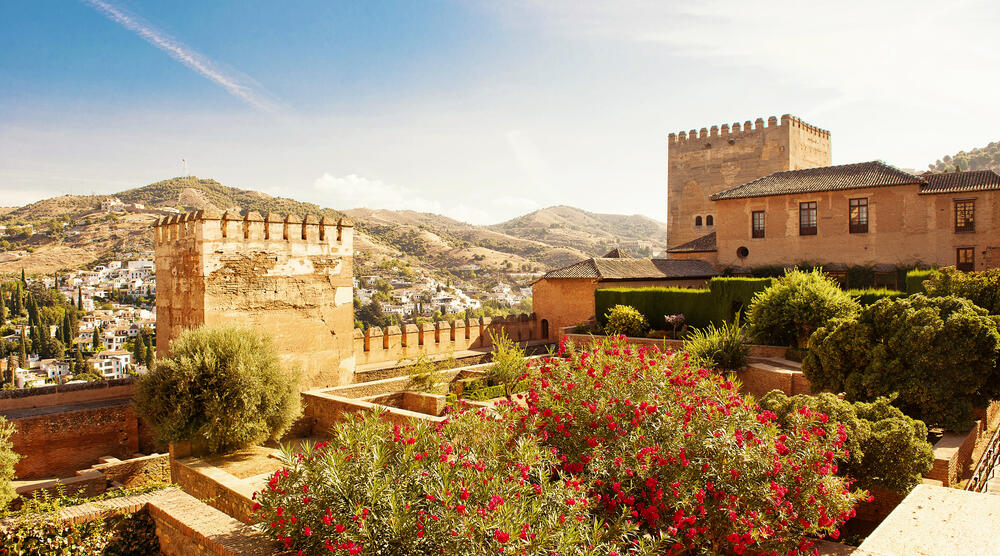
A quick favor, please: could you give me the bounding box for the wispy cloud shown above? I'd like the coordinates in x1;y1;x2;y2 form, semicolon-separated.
81;0;280;113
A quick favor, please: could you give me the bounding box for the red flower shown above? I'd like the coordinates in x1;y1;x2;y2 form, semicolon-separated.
494;529;510;543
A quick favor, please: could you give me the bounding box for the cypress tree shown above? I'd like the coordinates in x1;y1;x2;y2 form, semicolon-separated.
144;333;155;369
18;331;27;369
61;312;71;345
78;287;83;311
92;327;100;351
5;353;14;386
20;268;25;285
75;345;85;374
132;336;145;367
0;293;5;328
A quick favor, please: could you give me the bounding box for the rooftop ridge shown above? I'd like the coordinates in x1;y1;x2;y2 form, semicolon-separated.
668;114;830;144
710;160;925;201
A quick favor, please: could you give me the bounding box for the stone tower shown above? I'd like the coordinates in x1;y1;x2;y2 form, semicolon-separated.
666;114;831;252
154;209;355;388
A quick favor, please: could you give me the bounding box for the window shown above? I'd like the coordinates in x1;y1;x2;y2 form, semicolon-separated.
799;202;817;235
957;247;975;271
849;198;868;233
955;200;975;233
706;215;714;226
752;211;765;238
694;216;702;227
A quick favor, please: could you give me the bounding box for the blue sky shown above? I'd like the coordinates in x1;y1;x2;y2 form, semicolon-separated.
2;1;999;224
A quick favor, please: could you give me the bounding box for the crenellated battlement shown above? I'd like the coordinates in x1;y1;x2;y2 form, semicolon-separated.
668;114;830;144
153;208;354;248
353;313;539;367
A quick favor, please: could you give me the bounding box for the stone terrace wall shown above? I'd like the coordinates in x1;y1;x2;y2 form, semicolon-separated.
354;313;538;368
6;399;145;480
0;377;135;412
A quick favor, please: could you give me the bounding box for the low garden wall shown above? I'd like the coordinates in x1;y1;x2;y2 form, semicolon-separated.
563;333;788;359
168;451;259;525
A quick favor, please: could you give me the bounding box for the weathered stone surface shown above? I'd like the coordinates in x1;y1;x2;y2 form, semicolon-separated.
155;211;355;388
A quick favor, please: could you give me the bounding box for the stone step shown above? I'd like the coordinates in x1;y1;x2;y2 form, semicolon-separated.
97;456;121;465
747;362;797;374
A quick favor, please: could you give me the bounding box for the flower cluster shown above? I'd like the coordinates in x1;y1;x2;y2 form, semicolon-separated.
522;337;867;554
255;336;867;555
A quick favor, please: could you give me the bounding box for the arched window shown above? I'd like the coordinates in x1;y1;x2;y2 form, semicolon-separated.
706;215;714;226
694;216;703;227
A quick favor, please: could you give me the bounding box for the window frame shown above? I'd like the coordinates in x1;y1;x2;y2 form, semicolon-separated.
751;210;765;238
956;247;975;271
694;215;703;227
799;201;817;236
955;199;975;233
706;215;714;227
849;197;868;234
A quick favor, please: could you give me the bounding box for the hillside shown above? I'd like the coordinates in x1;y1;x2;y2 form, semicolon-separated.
490;205;666;257
0;177;663;278
928;141;1000;173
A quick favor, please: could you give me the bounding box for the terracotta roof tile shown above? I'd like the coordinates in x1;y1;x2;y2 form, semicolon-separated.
710;161;922;200
666;232;716;253
920;170;1000;194
541;258;717;280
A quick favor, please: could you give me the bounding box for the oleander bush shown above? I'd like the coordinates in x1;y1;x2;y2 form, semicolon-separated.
746;269;861;348
134;325;301;454
603;304;649;338
759;391;934;495
257;337;868;555
254;407;639;555
683;318;750;371
803;295;1000;431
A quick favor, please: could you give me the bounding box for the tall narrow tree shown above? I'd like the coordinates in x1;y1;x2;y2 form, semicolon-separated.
18;332;27;369
75;345;85;374
77;287;83;311
144;333;155;369
92;327;100;351
5;353;14;387
20;268;26;285
0;293;6;329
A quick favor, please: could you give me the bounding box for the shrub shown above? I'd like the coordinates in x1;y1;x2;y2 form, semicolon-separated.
746;268;861;347
254;408;637;555
484;330;528;400
603;304;649;337
683;318;749;371
597;288;713;329
924;266;1000;314
803;295;1000;431
0;417;20;510
134;326;301;454
759;391;934;495
595;278;772;331
845;288;906;306
905;269;935;295
525;337;867;553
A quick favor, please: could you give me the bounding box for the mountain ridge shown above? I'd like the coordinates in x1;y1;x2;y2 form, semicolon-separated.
0;177;665;277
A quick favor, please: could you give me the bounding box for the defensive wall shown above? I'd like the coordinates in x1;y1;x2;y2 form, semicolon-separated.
0;378;159;480
154;209;356;389
667;114;831;251
353;313;539;367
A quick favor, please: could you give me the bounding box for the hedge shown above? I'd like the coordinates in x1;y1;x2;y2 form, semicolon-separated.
906;270;935;295
595;277;772;330
845;288;906;306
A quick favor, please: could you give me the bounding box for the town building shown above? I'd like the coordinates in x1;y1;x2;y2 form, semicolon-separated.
669;161;1000;272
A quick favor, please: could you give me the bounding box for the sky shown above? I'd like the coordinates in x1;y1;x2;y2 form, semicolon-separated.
2;0;999;224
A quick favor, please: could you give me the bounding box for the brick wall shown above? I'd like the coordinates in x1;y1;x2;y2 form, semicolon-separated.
7;399;140;480
0;378;135;412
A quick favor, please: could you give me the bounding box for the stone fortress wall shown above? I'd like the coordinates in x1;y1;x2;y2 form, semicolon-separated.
154;208;542;387
154;210;356;389
667;114;831;251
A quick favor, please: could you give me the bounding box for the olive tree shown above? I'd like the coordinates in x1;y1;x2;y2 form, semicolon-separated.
135;326;301;454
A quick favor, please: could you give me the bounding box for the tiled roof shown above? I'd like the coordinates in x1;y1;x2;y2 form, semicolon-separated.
602;248;633;258
920;170;1000;194
540;258;717;280
666;232;716;253
710;161;922;200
